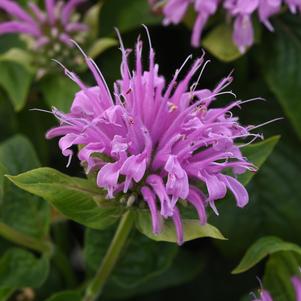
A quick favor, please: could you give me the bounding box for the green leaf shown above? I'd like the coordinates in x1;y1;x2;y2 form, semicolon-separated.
0;180;50;240
260;15;301;139
0;248;49;289
232;236;301;274
0;36;25;55
100;0;160;36
0;48;34;73
238;136;280;185
84;3;102;39
0;164;7;201
88;38;117;59
18;104;54;164
0;135;50;240
263;252;301;301
103;248;204;299
39;74;78;112
45;290;81;301
35;264;68;300
203;24;242;62
17;0;37;8
7;167;124;230
136;211;226;243
0;93;18;142
85;226;177;289
0;61;33;111
0;135;40;175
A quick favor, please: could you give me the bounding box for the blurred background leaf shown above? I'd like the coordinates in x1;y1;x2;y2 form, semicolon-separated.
0;1;299;301
0;135;50;240
0;61;33;111
260;14;301;140
99;0;161;36
0;135;51;298
39;74;78;112
84;227;178;289
203;23;242;62
263;252;301;301
44;290;82;301
0;248;49;289
232;236;301;274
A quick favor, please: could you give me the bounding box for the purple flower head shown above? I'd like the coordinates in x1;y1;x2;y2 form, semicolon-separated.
149;0;290;53
46;29;259;245
0;0;88;71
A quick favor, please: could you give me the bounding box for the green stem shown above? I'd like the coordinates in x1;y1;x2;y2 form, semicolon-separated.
0;222;52;255
83;210;135;301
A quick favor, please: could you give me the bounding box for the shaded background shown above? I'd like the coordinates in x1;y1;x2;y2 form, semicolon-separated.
0;1;300;301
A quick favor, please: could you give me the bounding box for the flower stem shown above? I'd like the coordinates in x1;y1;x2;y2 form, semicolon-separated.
0;222;52;255
83;210;135;301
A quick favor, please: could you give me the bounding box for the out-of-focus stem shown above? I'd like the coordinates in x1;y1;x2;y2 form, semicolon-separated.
0;221;52;255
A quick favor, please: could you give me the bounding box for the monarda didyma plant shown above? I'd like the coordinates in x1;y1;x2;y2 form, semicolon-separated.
47;29;262;245
0;0;299;300
6;27;281;301
0;0;114;78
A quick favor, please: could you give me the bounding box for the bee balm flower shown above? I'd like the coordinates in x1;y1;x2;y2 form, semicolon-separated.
47;29;258;245
149;0;287;53
0;0;88;73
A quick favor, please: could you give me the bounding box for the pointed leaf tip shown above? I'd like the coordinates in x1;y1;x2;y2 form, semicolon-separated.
232;236;301;274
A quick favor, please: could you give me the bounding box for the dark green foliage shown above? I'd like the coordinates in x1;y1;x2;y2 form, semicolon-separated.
0;2;299;301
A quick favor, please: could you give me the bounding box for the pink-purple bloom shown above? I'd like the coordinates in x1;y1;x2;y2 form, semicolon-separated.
149;0;298;53
0;0;88;66
46;30;259;244
254;276;301;301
